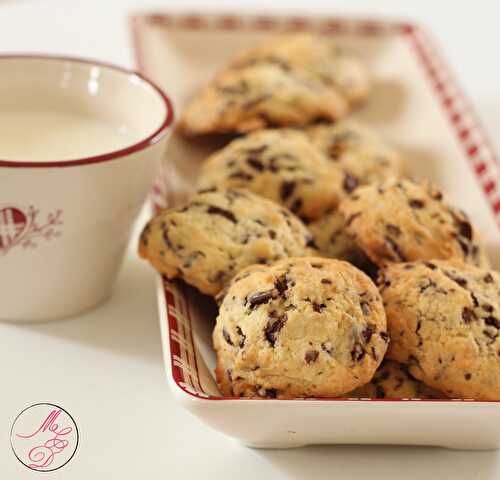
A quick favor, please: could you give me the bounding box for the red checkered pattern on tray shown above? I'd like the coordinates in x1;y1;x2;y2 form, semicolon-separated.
151;173;211;398
137;14;499;400
407;28;500;218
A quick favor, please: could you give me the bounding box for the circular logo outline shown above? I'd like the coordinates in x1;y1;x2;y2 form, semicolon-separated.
10;402;79;472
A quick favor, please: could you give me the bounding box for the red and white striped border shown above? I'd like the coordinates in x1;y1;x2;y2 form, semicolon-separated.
407;28;500;218
135;13;500;402
141;13;407;35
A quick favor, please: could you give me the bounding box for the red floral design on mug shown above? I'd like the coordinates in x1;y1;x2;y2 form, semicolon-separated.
0;206;63;255
10;403;79;472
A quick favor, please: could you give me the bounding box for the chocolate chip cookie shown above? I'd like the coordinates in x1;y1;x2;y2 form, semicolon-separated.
348;359;447;399
307;120;404;190
196;129;344;221
180;63;348;135
340;179;490;268
380;260;500;400
213;257;388;398
231;33;370;107
180;34;370;136
139;189;314;296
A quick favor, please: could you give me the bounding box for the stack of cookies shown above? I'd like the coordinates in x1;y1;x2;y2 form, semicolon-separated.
139;33;499;401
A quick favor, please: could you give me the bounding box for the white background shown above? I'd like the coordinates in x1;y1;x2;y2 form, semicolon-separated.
1;0;499;478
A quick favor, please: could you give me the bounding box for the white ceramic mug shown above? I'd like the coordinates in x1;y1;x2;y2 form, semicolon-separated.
0;55;173;321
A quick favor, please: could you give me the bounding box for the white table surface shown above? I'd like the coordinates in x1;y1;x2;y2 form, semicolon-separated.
1;0;499;478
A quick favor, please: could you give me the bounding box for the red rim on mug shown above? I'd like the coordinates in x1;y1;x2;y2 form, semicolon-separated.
0;54;174;169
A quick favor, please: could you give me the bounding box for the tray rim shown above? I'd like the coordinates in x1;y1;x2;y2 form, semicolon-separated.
132;11;500;404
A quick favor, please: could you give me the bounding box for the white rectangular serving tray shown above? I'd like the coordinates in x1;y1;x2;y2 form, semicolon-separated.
131;12;500;449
